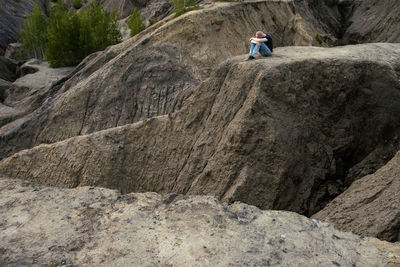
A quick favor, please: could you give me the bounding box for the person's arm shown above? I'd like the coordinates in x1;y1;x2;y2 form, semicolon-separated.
251;37;268;42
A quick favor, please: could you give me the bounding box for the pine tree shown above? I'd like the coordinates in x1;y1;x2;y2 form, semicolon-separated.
128;8;145;37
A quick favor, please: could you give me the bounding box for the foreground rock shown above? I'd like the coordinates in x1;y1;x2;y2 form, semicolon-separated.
313;151;400;242
2;44;400;216
0;0;326;159
0;177;399;266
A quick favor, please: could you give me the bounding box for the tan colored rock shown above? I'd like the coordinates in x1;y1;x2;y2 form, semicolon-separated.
1;44;400;216
0;60;72;131
313;151;400;242
0;177;399;266
0;0;324;159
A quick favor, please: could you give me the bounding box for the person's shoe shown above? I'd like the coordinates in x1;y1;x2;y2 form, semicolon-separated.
246;56;255;61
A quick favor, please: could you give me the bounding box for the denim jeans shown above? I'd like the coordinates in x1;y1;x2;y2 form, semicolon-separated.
249;43;271;57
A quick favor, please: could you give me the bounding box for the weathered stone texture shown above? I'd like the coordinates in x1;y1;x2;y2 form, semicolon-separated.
0;177;399;266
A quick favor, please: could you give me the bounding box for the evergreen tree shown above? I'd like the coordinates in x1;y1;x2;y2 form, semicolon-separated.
128;8;145;37
45;0;81;67
22;3;47;59
44;0;121;67
173;0;199;16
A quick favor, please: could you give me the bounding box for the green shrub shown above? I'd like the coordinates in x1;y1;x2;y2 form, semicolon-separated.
173;0;199;16
271;14;276;23
72;0;83;9
44;0;121;67
315;33;323;44
45;1;80;67
128;8;145;37
22;3;48;59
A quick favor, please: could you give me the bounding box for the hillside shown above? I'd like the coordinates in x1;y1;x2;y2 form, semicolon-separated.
0;0;326;159
0;0;400;263
2;43;400;218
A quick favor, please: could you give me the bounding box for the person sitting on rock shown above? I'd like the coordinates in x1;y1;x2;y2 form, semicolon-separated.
247;31;272;60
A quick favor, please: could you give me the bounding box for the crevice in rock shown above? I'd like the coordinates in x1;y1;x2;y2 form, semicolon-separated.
306;127;400;217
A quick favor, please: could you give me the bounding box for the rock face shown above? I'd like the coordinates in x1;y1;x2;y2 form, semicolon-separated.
294;0;400;44
0;0;325;159
313;151;400;242
0;177;399;266
342;0;400;44
66;0;173;21
1;44;400;217
0;60;72;137
0;56;18;82
0;0;48;56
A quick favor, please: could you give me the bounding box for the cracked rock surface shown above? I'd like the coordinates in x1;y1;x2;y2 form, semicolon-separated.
313;151;400;242
2;43;400;217
0;177;399;266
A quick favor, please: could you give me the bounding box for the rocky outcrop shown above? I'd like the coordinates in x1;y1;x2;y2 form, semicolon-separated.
342;0;400;44
0;79;12;102
0;177;399;266
4;42;27;61
0;56;18;82
66;0;173;22
0;0;325;159
313;151;400;242
294;0;400;44
1;44;400;216
0;60;72;133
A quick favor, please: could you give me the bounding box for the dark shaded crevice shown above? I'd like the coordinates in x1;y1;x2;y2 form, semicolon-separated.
336;1;355;41
305;127;400;217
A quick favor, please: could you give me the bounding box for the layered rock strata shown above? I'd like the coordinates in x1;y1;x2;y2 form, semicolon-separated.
0;0;324;159
1;44;399;216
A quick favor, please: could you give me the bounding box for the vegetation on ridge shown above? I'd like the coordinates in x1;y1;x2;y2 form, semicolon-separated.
22;0;121;67
128;8;146;37
173;0;199;16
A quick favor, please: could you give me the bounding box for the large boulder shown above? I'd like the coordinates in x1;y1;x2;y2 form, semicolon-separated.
0;177;399;266
1;43;400;217
313;151;400;242
0;1;324;160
